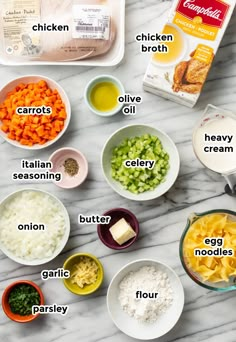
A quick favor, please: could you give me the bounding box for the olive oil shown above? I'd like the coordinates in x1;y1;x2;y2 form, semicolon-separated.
90;82;120;112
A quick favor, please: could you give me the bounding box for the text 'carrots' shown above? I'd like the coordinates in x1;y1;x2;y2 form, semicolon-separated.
0;80;67;146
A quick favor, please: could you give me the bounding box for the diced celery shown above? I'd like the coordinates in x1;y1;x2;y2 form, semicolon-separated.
111;134;170;195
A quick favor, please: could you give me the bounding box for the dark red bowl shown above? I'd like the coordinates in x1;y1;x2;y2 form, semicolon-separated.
97;208;139;250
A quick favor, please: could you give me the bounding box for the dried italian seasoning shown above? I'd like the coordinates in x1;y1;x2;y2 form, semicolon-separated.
63;158;79;177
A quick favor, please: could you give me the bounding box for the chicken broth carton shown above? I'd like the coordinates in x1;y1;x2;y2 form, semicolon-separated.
143;0;236;107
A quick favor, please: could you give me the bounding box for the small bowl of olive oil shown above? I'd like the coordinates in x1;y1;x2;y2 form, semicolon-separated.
85;75;125;117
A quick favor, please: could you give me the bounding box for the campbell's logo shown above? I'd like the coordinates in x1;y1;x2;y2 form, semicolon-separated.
183;0;222;20
176;0;230;28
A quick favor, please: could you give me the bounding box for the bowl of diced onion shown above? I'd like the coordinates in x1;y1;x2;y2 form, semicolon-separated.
101;124;180;201
0;189;70;266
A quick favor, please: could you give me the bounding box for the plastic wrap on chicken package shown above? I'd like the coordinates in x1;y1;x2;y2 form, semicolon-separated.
0;0;125;66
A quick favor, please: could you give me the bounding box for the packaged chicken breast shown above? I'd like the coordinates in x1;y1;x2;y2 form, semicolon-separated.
143;0;236;107
0;0;125;66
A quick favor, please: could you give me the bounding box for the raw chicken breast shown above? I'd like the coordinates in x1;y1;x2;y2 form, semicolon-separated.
39;0;116;61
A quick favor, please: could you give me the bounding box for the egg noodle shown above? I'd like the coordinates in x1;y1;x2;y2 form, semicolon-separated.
183;214;236;283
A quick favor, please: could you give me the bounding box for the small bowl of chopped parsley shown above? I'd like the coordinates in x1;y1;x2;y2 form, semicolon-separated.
2;280;44;323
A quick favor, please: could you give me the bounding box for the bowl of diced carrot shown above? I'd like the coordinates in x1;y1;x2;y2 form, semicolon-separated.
0;75;71;149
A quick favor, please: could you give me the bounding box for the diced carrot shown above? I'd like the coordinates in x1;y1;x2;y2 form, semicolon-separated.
38;80;47;88
58;110;67;120
41;116;50;124
2;119;10;125
20;138;32;145
1;125;9;133
0;80;67;147
50;129;58;137
36;125;45;137
15;129;23;137
32;117;40;124
8;132;16;140
48;135;56;140
32;100;43;107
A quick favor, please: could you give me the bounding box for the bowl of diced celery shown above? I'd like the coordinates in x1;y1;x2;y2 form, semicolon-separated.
102;125;180;201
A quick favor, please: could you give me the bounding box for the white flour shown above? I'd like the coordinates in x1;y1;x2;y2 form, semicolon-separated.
118;266;173;323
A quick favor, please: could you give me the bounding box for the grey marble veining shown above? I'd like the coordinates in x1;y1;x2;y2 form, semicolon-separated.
0;1;236;342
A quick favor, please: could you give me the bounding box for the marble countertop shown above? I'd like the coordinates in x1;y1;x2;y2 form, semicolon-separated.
1;1;236;342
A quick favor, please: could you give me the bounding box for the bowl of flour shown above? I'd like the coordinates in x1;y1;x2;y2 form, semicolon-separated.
107;259;184;340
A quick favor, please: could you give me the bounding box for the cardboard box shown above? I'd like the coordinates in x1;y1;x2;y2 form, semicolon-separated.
143;0;236;107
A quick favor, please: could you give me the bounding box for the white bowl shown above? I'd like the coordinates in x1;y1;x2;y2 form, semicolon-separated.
0;189;70;266
107;259;184;340
84;75;125;117
0;75;71;150
102;124;180;201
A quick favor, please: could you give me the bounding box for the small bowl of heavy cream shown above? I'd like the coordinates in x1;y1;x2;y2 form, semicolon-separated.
107;259;184;340
193;105;236;175
85;75;125;117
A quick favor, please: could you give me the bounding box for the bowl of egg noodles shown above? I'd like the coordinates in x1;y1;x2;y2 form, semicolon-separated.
180;210;236;291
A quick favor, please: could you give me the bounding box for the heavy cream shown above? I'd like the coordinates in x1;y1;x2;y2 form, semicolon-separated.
193;116;236;174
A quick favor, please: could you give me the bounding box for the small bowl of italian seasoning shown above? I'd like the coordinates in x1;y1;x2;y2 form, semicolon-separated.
49;147;88;189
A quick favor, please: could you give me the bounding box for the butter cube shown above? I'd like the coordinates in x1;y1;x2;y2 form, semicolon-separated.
109;218;136;245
